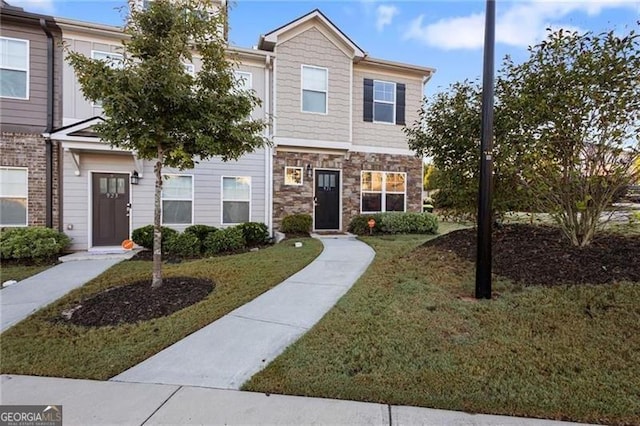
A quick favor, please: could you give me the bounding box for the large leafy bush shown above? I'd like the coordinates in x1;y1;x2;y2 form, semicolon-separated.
203;226;245;255
280;214;312;236
1;227;71;261
131;225;178;250
238;222;269;246
348;212;438;236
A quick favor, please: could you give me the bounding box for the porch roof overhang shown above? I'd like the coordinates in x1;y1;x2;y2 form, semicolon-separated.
46;117;143;176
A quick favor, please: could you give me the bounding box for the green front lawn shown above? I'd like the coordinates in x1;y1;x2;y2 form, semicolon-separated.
1;264;54;283
244;226;640;425
0;238;322;379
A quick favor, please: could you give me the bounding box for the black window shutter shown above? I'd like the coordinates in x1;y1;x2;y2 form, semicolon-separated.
363;79;373;122
396;83;406;125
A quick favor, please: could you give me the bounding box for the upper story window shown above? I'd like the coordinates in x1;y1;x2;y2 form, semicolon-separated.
234;71;252;91
91;50;123;68
373;80;396;124
363;78;406;126
0;37;29;99
301;65;327;114
183;63;195;76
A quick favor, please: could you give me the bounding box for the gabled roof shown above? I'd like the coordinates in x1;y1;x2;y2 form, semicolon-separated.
258;9;365;60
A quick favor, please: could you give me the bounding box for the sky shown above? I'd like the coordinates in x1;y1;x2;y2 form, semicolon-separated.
10;0;640;96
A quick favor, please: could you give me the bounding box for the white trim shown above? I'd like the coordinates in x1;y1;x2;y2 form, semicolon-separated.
284;166;304;186
262;10;365;59
360;170;407;214
0;166;28;227
275;136;351;151
221;175;252;225
161;174;194;226
264;54;273;235
313;168;343;232
0;37;29;100
88;170;133;249
372;79;396;125
349;60;353;143
349;145;414;156
301;64;328;115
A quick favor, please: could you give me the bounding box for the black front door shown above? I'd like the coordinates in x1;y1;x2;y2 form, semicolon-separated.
314;170;340;230
92;173;130;246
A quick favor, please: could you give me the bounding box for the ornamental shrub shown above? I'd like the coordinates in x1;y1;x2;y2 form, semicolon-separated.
164;232;200;258
280;214;312;236
347;213;383;235
379;212;438;234
184;224;218;244
348;212;438;235
131;225;178;250
0;227;71;261
238;222;269;246
203;226;245;255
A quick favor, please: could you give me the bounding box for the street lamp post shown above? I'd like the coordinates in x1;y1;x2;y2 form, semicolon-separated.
475;0;496;299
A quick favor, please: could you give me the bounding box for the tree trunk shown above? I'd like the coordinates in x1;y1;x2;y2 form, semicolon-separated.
151;147;163;289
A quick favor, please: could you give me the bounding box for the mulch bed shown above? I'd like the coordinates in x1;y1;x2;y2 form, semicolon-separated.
62;277;214;327
420;224;640;286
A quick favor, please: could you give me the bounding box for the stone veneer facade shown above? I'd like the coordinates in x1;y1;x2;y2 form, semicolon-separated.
0;132;60;227
273;149;423;231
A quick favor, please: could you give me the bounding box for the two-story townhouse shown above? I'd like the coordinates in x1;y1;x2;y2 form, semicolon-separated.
49;11;273;251
0;1;63;229
261;10;434;232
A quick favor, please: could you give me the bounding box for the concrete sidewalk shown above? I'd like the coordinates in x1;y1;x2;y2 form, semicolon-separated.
0;257;126;332
1;374;591;426
112;236;375;389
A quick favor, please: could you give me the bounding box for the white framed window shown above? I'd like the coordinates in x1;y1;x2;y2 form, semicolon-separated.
91;50;123;68
183;63;195;76
373;80;396;124
161;174;193;225
301;65;327;114
234;71;252;91
0;167;28;226
222;176;251;224
91;50;123;107
284;166;303;186
0;37;29;99
361;171;406;213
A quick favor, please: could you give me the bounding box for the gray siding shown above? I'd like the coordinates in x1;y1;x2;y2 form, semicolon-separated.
274;26;351;142
0;20;62;132
62;150;267;251
352;66;423;150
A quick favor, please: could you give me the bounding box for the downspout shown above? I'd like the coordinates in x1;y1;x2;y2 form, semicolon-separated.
40;18;54;229
264;54;273;235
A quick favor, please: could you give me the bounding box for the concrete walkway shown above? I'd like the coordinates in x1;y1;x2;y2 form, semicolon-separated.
0;256;128;332
1;374;591;426
112;236;375;389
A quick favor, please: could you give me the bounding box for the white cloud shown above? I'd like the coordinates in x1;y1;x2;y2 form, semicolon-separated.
376;4;399;32
9;0;56;14
403;0;636;50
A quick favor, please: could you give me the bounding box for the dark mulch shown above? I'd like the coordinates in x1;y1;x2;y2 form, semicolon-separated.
420;224;640;286
62;277;214;327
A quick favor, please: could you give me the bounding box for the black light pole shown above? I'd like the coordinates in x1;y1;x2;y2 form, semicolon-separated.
475;0;496;299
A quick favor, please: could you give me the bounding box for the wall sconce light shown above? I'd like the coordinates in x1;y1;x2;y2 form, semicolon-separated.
306;164;312;178
131;170;140;185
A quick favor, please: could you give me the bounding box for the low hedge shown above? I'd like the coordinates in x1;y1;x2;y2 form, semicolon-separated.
164;232;200;258
348;212;438;236
238;222;270;247
0;227;71;261
131;225;178;250
204;227;245;255
281;214;312;236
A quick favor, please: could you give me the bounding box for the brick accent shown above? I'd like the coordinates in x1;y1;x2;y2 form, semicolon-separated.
273;150;423;231
0;132;60;228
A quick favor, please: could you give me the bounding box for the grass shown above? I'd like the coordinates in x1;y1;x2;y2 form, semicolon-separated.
0;238;323;379
0;264;54;283
243;224;640;426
